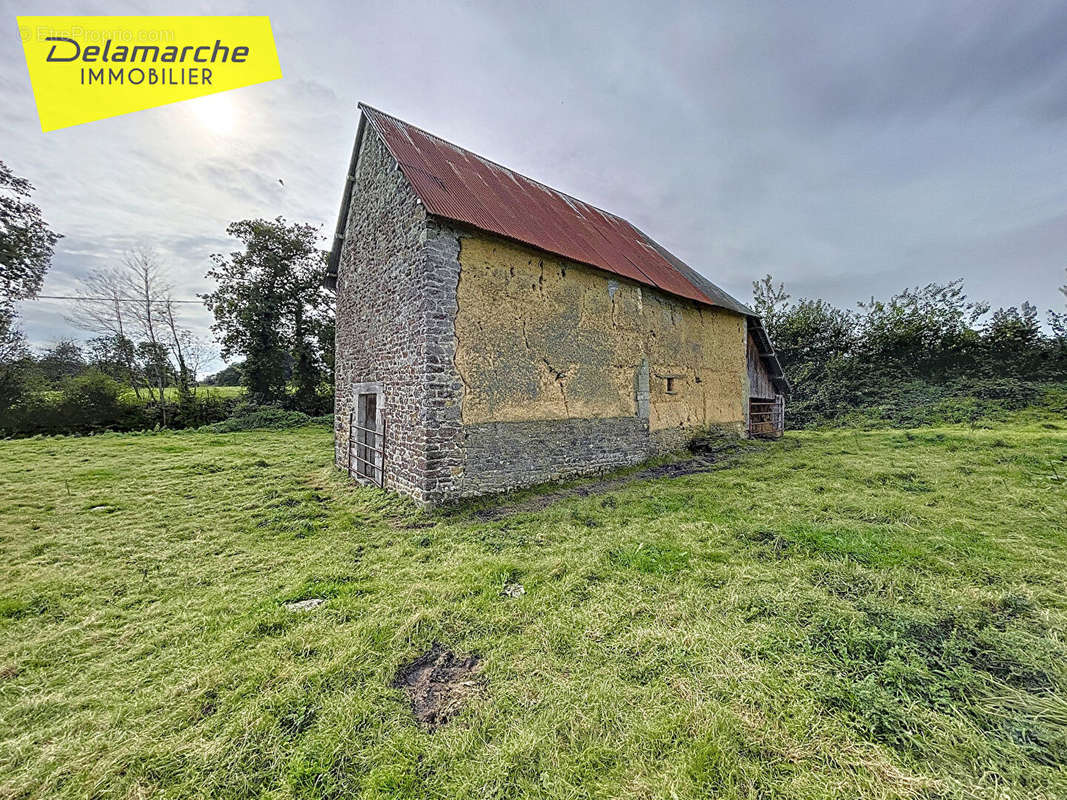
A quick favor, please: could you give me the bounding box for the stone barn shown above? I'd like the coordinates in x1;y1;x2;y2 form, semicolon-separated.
325;104;787;505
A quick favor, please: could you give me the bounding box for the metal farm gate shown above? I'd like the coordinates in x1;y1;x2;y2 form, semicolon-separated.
348;409;385;487
748;394;785;438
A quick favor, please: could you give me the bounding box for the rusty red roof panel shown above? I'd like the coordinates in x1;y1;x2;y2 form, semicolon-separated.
359;104;752;314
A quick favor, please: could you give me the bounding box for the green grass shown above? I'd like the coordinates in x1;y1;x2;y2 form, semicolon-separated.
0;415;1064;799
117;385;246;401
40;386;244;403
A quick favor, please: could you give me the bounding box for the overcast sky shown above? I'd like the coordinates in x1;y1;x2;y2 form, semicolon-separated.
5;0;1067;373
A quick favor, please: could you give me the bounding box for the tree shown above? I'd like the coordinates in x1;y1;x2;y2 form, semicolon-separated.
162;298;193;401
752;274;791;341
123;247;172;413
58;370;123;430
87;334;137;384
752;275;856;384
66;266;140;396
0;313;30;410
773;298;857;373
68;247;204;422
203;362;243;386
1;160;60;413
136;340;174;397
203;218;329;409
856;280;986;379
291;268;333;413
37;340;85;384
983;303;1042;376
0;310;27;367
1;160;60;305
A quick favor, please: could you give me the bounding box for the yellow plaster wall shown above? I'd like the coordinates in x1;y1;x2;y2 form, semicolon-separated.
454;234;747;431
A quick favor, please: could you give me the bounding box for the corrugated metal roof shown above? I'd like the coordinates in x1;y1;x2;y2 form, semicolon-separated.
358;104;754;315
325;104;788;394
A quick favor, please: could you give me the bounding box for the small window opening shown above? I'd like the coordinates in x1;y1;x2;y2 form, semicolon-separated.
665;377;676;394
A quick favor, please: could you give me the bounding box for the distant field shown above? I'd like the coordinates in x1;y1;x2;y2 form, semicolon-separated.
38;385;245;403
1;416;1064;798
118;385;245;401
194;385;244;398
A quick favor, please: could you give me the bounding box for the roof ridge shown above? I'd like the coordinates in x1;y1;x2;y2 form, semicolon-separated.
358;102;634;228
330;103;788;393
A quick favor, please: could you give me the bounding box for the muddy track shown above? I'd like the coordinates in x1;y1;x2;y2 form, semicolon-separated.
471;439;749;521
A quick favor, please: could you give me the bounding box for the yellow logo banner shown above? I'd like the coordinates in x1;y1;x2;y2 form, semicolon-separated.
18;16;282;131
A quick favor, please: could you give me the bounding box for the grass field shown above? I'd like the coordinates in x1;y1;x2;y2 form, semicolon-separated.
1;416;1065;799
39;386;244;403
118;385;246;401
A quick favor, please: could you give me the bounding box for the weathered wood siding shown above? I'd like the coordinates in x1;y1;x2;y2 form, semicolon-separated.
747;333;776;400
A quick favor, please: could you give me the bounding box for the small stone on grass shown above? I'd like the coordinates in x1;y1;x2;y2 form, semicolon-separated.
285;598;325;612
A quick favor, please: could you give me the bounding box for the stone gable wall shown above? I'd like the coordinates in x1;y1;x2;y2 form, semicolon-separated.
333;127;435;500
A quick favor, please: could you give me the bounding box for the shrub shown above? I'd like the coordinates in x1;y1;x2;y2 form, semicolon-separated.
756;276;1067;429
286;390;333;417
794;377;1064;430
0;384;236;437
57;370;124;429
201;404;321;433
170;392;239;428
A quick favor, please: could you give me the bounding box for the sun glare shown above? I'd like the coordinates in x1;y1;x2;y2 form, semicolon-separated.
188;93;238;135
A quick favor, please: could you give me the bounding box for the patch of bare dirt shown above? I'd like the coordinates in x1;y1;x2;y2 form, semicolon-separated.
392;644;482;730
473;435;749;520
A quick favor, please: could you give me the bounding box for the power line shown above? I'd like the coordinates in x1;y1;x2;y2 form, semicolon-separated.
33;295;203;304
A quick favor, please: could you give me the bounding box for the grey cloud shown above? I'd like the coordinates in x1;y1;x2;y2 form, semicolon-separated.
793;2;1067;127
5;0;1067;372
195;160;288;204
